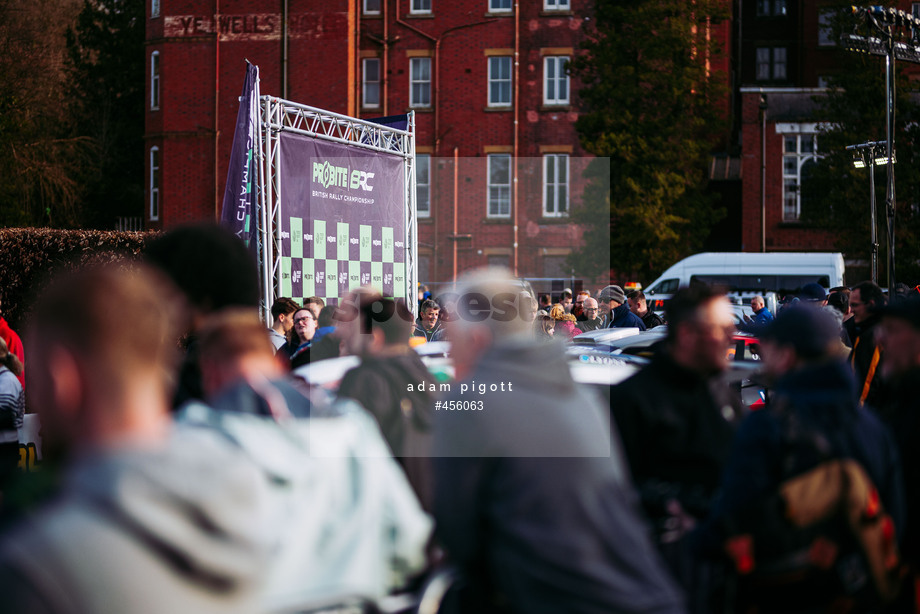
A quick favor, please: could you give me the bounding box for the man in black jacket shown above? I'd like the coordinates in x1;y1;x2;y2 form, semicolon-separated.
844;280;885;406
628;290;666;329
576;297;604;332
612;285;741;612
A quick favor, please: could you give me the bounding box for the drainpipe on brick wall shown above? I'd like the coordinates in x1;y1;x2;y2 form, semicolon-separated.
350;0;358;116
214;0;221;221
512;0;520;275
383;0;388;115
394;0;494;156
760;92;767;253
453;146;459;280
282;0;288;98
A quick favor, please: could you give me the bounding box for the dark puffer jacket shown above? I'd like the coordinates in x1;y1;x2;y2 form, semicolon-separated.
696;359;905;556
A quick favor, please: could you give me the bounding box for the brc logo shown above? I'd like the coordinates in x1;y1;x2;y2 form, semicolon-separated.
312;161;375;191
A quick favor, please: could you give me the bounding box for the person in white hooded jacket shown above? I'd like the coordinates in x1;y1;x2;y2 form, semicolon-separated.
0;265;275;614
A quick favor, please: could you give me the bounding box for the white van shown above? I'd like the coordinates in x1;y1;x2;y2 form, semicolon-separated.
644;252;846;311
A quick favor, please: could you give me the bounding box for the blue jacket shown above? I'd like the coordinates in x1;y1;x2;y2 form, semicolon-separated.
737;306;773;335
608;302;646;330
696;359;905;555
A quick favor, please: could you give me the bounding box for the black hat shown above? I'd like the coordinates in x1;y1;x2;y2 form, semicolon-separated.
798;282;827;303
880;294;920;329
760;305;839;359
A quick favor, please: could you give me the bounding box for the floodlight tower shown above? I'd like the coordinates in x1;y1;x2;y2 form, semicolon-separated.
843;6;920;294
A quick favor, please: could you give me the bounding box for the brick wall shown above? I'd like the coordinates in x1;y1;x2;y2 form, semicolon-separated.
740;90;835;253
147;0;599;283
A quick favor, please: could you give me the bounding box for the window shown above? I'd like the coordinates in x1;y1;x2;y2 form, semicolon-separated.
490;0;512;12
544;56;569;105
411;0;431;14
818;9;836;46
150;51;160;110
362;58;380;108
488;57;512;107
149;147;160;221
544;0;570;10
543;255;568;278
756;48;770;80
487;254;510;268
755;47;787;81
773;47;787;80
757;0;786;16
487;154;511;217
914;3;920;19
364;0;381;15
409;57;431;107
543;154;568;216
151;0;160;18
416;154;430;217
782;133;819;222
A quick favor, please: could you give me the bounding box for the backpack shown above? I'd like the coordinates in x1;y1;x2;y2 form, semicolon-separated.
722;405;902;612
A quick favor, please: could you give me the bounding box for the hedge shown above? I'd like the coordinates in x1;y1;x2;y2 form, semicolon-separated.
0;228;156;331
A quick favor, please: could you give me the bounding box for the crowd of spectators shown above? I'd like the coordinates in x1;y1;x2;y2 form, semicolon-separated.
1;224;919;614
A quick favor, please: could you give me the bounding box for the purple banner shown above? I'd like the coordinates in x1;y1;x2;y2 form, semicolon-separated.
278;131;406;305
219;63;259;251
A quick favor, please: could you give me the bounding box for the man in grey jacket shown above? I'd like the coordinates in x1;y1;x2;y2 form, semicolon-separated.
0;265;274;614
433;267;685;614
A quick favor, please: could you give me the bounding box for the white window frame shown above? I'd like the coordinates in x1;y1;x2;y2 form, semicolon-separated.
487;154;511;218
149;146;160;221
151;0;160;18
543;154;569;217
362;58;380;109
490;0;512;13
782;133;819;222
416;154;430;218
914;2;920;19
410;0;431;14
409;57;431;108
150;51;160;110
363;0;381;15
488;57;512;107
544;0;570;10
543;56;570;105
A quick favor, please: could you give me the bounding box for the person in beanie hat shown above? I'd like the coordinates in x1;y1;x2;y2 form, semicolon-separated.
600;285;645;330
696;304;905;611
597;285;618;325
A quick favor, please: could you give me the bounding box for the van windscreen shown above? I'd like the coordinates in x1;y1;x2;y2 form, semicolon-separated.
689;274;830;294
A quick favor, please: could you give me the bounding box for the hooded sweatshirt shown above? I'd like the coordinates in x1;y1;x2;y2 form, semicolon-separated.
434;337;686;614
0;427;275;614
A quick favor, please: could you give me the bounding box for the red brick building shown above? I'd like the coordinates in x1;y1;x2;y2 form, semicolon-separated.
145;0;599;285
735;1;920;257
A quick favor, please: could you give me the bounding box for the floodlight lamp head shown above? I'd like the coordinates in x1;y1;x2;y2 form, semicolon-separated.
851;150;866;168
